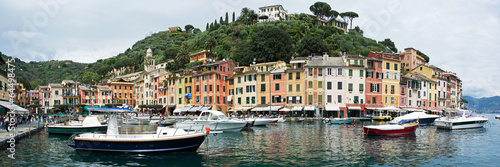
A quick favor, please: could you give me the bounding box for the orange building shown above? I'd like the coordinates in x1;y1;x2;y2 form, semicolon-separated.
192;60;235;114
109;79;134;106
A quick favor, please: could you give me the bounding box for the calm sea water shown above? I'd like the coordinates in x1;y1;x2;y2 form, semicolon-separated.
1;114;499;166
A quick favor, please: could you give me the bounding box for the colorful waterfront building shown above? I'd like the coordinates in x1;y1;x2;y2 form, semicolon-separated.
61;80;79;111
444;72;461;108
156;72;171;113
382;53;401;107
79;85;97;106
226;76;235;114
193;60;235;114
321;56;347;118
304;56;326;117
269;63;287;115
232;66;257;115
365;52;384;113
343;55;367;117
412;64;439;110
38;86;50;107
109;79;134;106
96;85;112;106
429;65;449;110
252;61;286;115
165;73;178;115
177;70;194;108
48;83;63;106
286;57;307;116
399;47;427;72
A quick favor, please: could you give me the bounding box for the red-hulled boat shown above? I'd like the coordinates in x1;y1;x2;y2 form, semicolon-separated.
363;121;418;135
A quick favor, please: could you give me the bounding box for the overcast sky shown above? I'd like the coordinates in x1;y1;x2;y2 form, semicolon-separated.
1;0;499;98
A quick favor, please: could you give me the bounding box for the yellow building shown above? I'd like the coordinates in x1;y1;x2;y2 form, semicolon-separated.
412;64;439;110
286;57;307;115
232;66;257;114
382;54;401;107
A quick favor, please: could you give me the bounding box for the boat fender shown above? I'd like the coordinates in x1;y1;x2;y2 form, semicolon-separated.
205;126;210;134
353;124;355;128
347;125;350;128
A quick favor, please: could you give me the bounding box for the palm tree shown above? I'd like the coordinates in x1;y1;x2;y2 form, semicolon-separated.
240;7;250;24
175;44;190;69
204;37;217;55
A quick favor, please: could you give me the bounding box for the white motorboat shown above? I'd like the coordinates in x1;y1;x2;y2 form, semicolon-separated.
176;110;247;131
277;116;286;123
245;117;273;126
69;115;207;152
47;116;107;135
389;112;440;125
496;115;500;119
435;110;488;130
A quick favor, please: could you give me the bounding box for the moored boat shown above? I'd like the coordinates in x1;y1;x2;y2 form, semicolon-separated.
47;116;107;135
363;121;418;135
245;117;273;126
434;110;488;130
68;117;207;153
496;115;500;119
176;110;247;131
158;119;177;126
276;116;286;123
389;112;439;125
330;118;354;124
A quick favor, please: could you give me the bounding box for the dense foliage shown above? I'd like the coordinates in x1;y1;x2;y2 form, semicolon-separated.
1;2;424;90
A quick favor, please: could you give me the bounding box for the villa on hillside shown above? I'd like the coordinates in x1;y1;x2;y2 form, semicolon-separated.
258;4;288;22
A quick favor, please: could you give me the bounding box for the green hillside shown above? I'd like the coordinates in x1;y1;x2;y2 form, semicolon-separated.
1;3;400;89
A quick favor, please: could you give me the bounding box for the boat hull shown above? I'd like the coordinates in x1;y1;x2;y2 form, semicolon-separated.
177;121;247;131
435;120;487;130
363;126;417;135
69;134;206;153
390;118;438;125
47;126;108;135
372;116;392;121
330;120;354;124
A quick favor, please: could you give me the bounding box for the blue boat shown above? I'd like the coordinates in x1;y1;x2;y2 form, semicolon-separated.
389;112;440;125
330;118;354;124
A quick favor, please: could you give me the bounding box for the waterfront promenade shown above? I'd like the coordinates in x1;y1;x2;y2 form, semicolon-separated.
0;121;46;148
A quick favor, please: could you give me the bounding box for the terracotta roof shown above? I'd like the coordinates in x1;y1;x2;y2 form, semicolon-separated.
97;86;112;91
304;57;345;67
48;84;63;88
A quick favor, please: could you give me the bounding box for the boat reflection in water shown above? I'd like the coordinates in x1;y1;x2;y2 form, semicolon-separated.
70;151;204;166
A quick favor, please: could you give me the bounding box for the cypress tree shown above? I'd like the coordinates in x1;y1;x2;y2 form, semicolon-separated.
225;12;229;24
206;23;209;31
232;12;235;22
220;16;224;25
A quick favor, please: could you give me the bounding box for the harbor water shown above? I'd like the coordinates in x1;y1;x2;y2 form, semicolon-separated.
1;114;499;166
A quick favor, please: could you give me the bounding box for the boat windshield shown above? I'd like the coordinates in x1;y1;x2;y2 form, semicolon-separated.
454;110;474;117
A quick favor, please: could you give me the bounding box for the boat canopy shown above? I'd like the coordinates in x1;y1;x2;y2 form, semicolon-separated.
88;107;135;113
